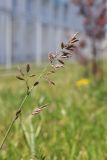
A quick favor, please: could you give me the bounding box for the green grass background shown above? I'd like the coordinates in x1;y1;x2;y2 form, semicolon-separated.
0;63;107;160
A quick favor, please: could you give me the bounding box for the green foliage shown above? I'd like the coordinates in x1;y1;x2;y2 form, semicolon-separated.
0;63;107;160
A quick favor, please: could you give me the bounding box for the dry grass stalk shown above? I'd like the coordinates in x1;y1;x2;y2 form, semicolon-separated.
0;33;79;151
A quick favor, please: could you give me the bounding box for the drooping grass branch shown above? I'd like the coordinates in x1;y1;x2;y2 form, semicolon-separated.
0;33;79;151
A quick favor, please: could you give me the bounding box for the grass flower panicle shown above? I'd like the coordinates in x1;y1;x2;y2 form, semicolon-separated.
0;33;79;153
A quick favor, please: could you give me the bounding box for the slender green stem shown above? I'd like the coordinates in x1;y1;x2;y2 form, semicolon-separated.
0;92;29;150
0;118;16;150
0;64;49;151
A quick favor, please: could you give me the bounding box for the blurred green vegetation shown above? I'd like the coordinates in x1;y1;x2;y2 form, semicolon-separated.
0;63;107;160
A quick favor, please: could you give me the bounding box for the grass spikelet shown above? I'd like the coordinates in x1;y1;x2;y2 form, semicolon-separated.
17;66;25;77
26;64;30;73
34;81;39;86
58;59;65;65
16;76;25;81
61;42;64;49
32;104;48;116
29;74;36;77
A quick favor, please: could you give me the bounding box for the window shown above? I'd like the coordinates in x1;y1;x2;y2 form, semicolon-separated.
12;0;17;12
26;0;33;15
63;3;68;21
12;0;17;8
54;0;59;20
41;0;49;21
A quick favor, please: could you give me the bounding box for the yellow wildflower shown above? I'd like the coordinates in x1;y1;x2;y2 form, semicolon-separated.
76;78;90;87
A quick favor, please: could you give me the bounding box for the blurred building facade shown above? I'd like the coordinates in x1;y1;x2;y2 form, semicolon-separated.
0;0;84;68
